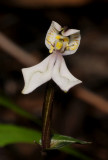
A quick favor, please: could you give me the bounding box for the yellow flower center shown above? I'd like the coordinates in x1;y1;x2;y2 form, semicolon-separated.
55;35;69;51
49;46;54;53
49;34;70;53
56;35;69;43
56;35;61;40
56;41;63;50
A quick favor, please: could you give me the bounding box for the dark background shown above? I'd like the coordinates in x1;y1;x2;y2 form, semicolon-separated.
0;0;108;159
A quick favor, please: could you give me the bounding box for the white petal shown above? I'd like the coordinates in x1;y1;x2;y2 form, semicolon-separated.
63;30;81;56
52;21;61;31
45;21;61;50
52;54;82;92
22;53;56;94
62;29;80;37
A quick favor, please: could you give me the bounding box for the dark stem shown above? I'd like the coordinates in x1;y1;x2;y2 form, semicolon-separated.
42;81;54;151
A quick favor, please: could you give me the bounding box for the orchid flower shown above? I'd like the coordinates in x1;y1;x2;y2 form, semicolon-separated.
22;21;82;94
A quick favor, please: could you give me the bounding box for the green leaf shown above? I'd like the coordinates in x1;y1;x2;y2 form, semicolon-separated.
0;124;91;160
50;134;91;149
0;96;41;125
0;124;90;148
0;124;41;147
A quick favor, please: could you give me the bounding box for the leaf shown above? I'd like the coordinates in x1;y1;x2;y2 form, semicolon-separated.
0;124;91;160
0;96;91;160
0;96;41;125
50;134;91;149
0;124;41;147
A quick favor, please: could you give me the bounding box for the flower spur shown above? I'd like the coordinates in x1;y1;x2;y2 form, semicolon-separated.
22;21;82;94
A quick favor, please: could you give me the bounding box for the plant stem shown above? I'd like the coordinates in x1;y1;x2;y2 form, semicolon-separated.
42;81;54;151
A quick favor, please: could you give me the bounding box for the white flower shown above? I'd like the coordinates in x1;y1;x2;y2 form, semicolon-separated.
22;21;82;94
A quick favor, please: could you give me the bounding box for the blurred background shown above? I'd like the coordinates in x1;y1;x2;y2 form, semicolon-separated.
0;0;108;160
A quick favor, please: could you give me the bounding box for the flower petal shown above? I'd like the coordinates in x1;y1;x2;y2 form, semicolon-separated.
63;30;81;56
53;21;61;31
22;53;56;94
45;21;61;50
62;29;80;37
52;54;82;92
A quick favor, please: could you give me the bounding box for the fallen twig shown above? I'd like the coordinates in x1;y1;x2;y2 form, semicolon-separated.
73;86;108;113
0;32;39;66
